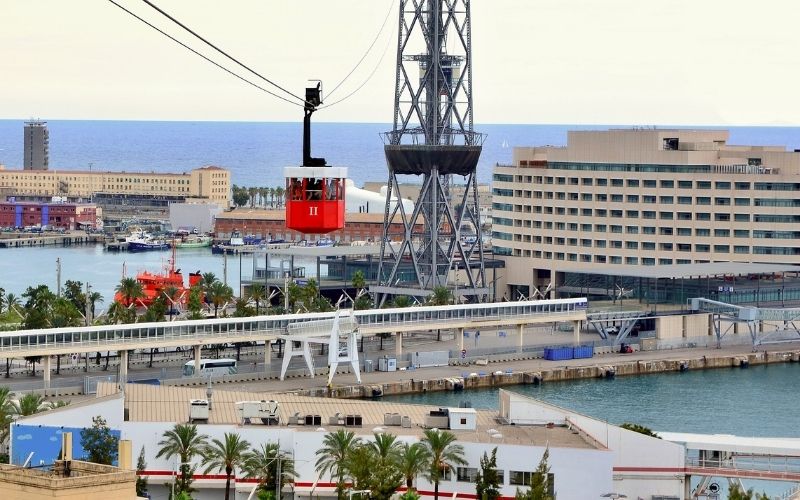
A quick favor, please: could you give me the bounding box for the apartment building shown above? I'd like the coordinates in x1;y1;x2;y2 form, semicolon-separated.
0;164;231;207
492;129;800;300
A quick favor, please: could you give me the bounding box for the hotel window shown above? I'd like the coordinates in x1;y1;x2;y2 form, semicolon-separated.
734;198;750;206
595;240;607;248
660;180;675;188
581;239;592;247
582;178;593;186
714;214;730;222
625;256;638;265
677;259;691;264
659;212;673;220
626;210;639;218
660;227;673;235
714;245;730;253
660;243;673;251
677;243;691;252
627;179;640;187
581;193;593;201
556;177;566;185
660;196;673;204
734;230;750;238
642;257;656;266
715;197;731;206
611;178;624;187
610;240;623;249
611;225;623;233
734;246;750;254
594;255;607;263
626;226;639;234
611;210;622;218
569;177;579;185
568;238;578;246
697;181;711;189
696;197;711;205
642;226;656;235
610;256;622;264
678;180;693;189
714;229;730;237
696;244;711;253
581;224;592;232
568;208;579;216
643;179;657;188
626;241;638;249
597;194;608;202
643;195;656;204
643;211;656;219
627;195;639;203
715;181;731;190
568;253;578;261
642;241;656;250
568;223;578;231
696;213;711;221
581;254;592;262
582;209;592;216
596;178;608;186
568;193;579;201
555;252;565;260
735;182;751;190
595;224;607;232
734;213;750;222
696;228;711;236
677;212;692;221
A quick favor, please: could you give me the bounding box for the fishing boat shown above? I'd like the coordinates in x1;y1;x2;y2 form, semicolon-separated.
126;229;170;251
175;234;212;249
114;246;202;307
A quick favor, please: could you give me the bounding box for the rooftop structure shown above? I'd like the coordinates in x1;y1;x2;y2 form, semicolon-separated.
0;460;137;499
493;128;800;304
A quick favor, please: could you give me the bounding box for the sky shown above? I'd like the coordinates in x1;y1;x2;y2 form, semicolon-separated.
2;0;799;125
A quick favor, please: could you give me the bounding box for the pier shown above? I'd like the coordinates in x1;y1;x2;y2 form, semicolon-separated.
0;232;103;248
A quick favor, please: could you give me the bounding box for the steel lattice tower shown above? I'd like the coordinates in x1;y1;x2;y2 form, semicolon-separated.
375;0;487;305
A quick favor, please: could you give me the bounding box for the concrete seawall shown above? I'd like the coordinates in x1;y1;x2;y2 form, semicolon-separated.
299;349;800;399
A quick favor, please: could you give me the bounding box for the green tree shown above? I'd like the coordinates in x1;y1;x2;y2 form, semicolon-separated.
249;285;266;315
207;281;234;318
49;297;83;328
115;277;144;307
399;442;431;489
200;272;218;291
4;293;21;315
0;387;16;444
392;295;413;308
63;280;86;313
202;432;251;500
156;423;209;494
22;284;56;329
421;429;467;500
232;297;256;317
187;285;204;319
315;430;361;500
87;290;104;320
475;448;501;500
232;186;250;207
135;446;149;497
363;433;404;500
141;295;167;323
80;415;119;465
242;442;297;496
428;285;453;306
515;448;553;500
727;485;770;500
620;423;660;438
13;392;49;416
274;186;285;207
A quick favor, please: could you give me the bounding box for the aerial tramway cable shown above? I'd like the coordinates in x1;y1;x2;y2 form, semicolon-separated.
137;0;308;105
106;0;303;108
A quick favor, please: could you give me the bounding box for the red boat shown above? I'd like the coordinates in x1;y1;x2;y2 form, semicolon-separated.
115;247;202;307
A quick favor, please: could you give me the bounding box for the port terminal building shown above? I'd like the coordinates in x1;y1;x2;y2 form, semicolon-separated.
492;128;800;306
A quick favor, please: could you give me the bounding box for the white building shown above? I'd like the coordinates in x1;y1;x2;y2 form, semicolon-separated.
11;383;685;500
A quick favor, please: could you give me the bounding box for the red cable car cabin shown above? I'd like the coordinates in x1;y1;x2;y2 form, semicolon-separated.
284;166;347;234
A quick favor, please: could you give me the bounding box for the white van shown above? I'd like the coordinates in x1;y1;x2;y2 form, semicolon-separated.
183;358;238;378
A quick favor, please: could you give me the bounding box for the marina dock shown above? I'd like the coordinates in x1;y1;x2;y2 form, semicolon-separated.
0;232;103;248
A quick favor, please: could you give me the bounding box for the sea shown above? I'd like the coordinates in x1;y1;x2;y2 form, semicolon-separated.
2;120;800;188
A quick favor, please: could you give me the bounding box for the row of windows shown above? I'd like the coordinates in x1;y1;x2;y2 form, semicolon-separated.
516;191;799;208
502;170;800;192
524;206;761;222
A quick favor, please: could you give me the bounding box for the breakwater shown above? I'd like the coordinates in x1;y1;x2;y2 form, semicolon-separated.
298;349;800;399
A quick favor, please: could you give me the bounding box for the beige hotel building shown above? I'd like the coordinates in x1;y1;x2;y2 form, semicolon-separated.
492;129;800;302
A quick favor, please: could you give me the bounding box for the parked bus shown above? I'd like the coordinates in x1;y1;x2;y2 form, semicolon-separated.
183;358;238;378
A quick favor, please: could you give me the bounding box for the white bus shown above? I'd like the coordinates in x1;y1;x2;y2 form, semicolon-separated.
183;359;238;378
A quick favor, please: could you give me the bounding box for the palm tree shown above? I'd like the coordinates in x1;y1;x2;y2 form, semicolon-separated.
242;442;297;495
13;393;49;416
115;277;144;307
422;429;467;500
370;432;402;466
399;442;431;489
392;295;413;308
428;285;453;306
0;387;16;443
207;281;234;318
275;186;285;207
202;432;251;500
316;430;361;500
87;291;103;318
156;424;209;494
4;293;21;315
249;284;266;315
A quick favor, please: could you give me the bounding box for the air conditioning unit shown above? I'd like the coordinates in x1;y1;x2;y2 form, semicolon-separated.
235;400;280;425
189;399;209;423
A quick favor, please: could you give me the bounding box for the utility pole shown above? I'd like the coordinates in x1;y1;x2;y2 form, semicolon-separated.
56;258;62;297
284;272;290;311
223;251;228;286
85;282;92;326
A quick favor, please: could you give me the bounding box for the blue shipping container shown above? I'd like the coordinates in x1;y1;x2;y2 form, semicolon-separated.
572;345;594;359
